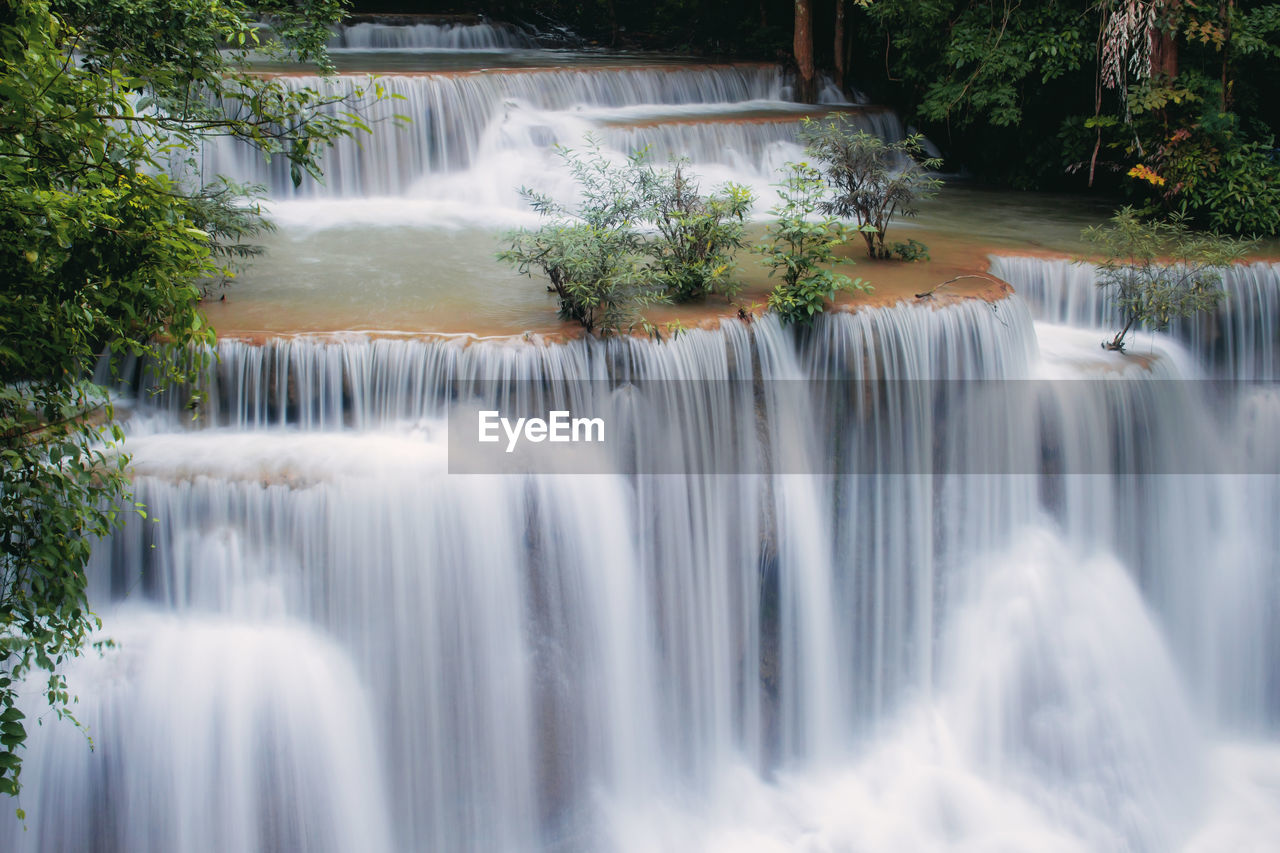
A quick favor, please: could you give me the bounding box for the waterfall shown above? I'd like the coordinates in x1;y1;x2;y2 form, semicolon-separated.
599;106;904;171
111;298;1030;430
992;255;1280;379
12;286;1280;851
329;21;535;51
8;614;396;853
201;65;843;199
7;12;1280;849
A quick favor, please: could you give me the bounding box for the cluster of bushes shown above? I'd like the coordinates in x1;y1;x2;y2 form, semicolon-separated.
497;122;1256;356
1077;73;1280;237
499;121;940;335
498;140;752;334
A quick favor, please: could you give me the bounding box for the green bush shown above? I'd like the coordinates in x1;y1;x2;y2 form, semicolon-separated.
754;163;870;325
499;142;659;334
1158;126;1280;237
1082;76;1280;237
1084;207;1253;352
801;118;942;259
892;238;931;262
1;0;367;802
499;141;755;334
648;162;754;302
502;221;657;335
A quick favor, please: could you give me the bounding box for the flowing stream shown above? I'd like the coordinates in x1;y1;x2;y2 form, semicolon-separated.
5;25;1280;853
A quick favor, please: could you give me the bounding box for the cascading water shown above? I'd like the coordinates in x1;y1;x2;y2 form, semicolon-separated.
7;20;1280;853
992;255;1280;380
599;106;902;170
329;20;535;51
202;64;857;203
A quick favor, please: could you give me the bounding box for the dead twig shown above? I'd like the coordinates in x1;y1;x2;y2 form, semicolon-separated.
914;273;1002;300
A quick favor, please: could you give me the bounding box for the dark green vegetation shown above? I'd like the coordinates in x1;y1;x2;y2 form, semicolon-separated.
800;119;942;259
1086;208;1253;351
499;143;754;335
650;164;755;302
0;0;374;802
404;1;1280;236
754;162;870;325
856;0;1280;237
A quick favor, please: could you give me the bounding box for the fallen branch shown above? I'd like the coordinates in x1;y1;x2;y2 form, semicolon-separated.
914;273;1002;300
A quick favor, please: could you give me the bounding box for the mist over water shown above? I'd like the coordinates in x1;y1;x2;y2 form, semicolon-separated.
6;24;1280;853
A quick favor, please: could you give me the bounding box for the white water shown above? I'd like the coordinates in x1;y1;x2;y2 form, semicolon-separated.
13;290;1280;851
202;63;862;221
9;613;395;853
7;26;1280;853
329;21;535;51
992;255;1280;380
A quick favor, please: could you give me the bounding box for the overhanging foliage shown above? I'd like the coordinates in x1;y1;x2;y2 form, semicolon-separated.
0;0;376;803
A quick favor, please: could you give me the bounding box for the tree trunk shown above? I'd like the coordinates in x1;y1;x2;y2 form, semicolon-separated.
833;1;846;92
794;0;816;103
1150;1;1180;80
1106;314;1140;351
1150;29;1177;79
606;0;619;46
845;10;855;82
1221;0;1233;109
